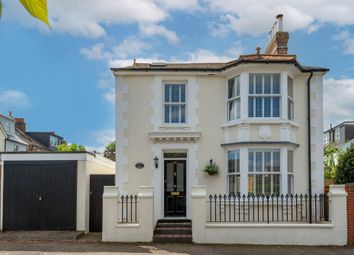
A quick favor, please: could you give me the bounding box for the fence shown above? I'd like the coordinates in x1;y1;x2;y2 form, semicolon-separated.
207;194;328;224
119;195;138;223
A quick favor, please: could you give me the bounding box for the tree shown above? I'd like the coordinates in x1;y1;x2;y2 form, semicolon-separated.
0;0;50;27
324;143;339;179
57;142;86;152
104;141;116;161
335;143;354;184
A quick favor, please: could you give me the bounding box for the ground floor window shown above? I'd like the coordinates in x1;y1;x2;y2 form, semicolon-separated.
248;150;280;195
287;150;294;194
227;150;240;195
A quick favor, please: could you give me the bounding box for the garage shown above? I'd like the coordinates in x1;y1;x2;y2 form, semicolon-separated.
3;161;77;230
0;152;115;232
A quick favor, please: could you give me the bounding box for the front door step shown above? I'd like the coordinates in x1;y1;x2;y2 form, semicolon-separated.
153;219;192;243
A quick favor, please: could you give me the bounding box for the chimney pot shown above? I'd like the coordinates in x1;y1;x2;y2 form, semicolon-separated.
256;47;261;54
9;111;12;118
265;14;288;55
15;118;26;132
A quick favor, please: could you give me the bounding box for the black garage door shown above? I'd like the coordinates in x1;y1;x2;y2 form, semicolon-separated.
3;161;77;230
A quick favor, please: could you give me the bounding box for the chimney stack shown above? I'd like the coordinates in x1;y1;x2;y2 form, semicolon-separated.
15;118;26;132
265;14;289;55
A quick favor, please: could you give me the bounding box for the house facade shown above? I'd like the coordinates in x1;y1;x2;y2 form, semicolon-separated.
0;113;28;152
324;121;354;148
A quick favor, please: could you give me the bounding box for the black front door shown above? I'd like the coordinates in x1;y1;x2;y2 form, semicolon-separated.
164;160;186;217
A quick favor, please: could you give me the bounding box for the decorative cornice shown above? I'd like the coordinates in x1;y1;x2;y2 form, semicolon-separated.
149;131;201;144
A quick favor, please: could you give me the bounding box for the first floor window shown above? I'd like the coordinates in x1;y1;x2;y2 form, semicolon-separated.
248;150;280;195
164;83;186;123
227;76;241;121
288;76;294;120
227;150;240;195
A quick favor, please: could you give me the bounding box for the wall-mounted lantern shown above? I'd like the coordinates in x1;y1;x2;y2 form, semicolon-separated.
153;156;159;169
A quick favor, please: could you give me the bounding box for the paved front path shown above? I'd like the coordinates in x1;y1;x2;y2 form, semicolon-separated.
0;240;352;255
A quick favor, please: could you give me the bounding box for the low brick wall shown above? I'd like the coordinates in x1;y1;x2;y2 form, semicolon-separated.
346;184;354;245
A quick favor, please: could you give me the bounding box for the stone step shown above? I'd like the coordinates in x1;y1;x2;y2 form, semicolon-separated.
154;227;192;235
157;219;191;223
153;234;193;243
156;222;191;227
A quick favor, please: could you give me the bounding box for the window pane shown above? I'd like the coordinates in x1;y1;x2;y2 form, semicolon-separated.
264;97;271;117
264;174;271;194
273;174;280;194
256;152;263;172
228;151;235;173
236;175;240;195
171;85;180;102
165;85;171;102
264;152;272;172
171;105;179;123
264;75;271;94
180;85;186;102
288;150;293;173
288;76;293;98
248;97;254;117
288;99;294;120
256;97;262;117
256;75;262;94
272;97;280;117
288;174;294;194
236;77;240;96
228;175;235;194
165;105;170;123
180;105;186;123
228;100;235;121
272;74;280;93
228;78;235;99
248;151;254;172
176;163;184;191
248;175;254;194
249;74;255;94
256;175;262;194
236;98;241;119
273;151;280;172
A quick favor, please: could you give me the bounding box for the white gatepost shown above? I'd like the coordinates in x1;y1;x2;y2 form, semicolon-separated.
327;184;348;245
191;186;207;243
102;186;154;242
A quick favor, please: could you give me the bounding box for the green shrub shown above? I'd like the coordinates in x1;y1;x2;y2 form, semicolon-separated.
335;143;354;184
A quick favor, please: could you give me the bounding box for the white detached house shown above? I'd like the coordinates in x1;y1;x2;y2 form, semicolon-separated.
103;15;348;245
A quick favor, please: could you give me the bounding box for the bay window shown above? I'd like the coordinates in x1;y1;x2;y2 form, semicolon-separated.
227;150;240;195
248;73;281;118
288;150;294;194
164;84;186;124
227;76;241;121
248;150;280;195
288;76;294;120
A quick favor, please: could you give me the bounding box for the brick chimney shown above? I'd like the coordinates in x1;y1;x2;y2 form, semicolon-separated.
15;118;26;132
265;14;289;55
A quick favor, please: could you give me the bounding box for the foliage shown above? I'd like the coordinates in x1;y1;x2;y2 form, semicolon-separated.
203;161;219;176
335;143;354;184
0;0;50;27
57;142;86;152
324;143;339;179
104;141;116;161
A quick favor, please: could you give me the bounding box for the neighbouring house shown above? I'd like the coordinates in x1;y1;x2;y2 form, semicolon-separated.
0;123;6;152
27;131;64;151
324;121;354;149
0;113;28;152
102;15;348;245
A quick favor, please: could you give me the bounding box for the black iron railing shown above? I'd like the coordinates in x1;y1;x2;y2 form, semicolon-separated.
119;195;138;223
207;194;328;223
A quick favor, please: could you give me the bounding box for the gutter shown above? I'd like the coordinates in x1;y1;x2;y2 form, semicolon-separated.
307;71;313;223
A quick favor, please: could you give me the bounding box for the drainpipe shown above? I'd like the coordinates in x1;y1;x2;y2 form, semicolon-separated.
307;71;313;223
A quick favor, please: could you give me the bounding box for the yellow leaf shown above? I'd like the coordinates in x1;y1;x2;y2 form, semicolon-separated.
19;0;50;28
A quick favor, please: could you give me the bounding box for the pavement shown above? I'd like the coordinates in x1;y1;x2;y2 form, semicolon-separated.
0;232;352;254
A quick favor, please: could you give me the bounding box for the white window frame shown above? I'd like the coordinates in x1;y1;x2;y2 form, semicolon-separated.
287;76;294;121
227;76;241;121
163;83;187;124
227;150;241;195
335;128;341;141
248;149;281;195
248;73;281;118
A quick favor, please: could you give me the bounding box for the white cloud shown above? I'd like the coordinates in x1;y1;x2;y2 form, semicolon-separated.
323;78;354;129
334;30;354;55
0;90;30;109
139;24;179;44
92;128;115;146
157;0;201;11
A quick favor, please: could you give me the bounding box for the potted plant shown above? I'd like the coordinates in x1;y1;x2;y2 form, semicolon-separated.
203;159;219;176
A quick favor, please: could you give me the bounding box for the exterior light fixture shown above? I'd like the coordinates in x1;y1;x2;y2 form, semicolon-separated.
210;159;213;165
153;156;159;169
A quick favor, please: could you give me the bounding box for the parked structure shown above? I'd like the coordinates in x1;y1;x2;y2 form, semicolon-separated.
324;121;354;149
102;15;348;245
0;113;28;152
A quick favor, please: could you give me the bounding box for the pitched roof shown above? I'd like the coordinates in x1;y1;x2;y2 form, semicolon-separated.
15;128;50;151
111;54;329;73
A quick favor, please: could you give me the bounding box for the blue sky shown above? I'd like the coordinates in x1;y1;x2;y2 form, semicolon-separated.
1;0;354;151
